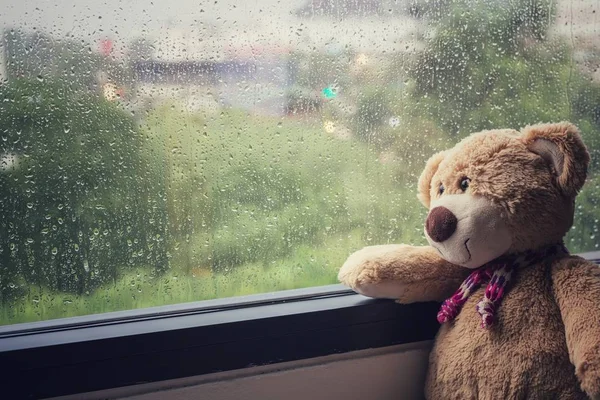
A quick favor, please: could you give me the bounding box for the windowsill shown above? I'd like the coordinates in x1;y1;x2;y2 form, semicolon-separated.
0;284;440;399
2;251;599;399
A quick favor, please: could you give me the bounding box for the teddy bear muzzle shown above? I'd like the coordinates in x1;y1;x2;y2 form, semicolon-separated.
424;194;512;269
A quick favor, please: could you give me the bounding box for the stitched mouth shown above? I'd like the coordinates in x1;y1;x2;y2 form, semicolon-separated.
464;238;472;262
434;246;445;259
431;239;472;264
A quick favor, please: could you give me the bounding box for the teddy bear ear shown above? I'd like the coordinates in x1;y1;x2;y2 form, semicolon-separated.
418;150;448;208
521;122;590;197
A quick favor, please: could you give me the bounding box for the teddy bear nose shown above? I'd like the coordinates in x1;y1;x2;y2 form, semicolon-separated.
426;206;458;243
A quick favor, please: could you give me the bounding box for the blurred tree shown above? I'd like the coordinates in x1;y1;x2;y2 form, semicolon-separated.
410;0;563;135
407;0;600;175
351;88;395;147
0;78;168;303
2;28;130;96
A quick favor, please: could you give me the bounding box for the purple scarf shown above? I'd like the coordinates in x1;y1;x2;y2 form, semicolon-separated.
437;243;568;329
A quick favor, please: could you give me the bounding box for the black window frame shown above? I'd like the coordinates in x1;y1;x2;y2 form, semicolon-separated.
1;251;599;400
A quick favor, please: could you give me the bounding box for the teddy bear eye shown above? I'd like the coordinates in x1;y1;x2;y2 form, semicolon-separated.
460;177;471;191
438;183;445;195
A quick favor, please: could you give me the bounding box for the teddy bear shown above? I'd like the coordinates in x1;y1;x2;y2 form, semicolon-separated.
338;122;600;399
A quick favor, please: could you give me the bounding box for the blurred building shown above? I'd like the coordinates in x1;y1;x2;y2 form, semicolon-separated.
126;23;300;116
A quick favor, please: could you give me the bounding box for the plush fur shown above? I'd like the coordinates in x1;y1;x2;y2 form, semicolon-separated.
338;122;600;399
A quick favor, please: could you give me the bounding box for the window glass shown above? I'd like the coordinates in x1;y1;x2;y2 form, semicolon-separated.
1;0;599;325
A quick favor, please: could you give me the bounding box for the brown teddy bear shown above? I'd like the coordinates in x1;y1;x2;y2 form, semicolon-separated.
338;122;600;399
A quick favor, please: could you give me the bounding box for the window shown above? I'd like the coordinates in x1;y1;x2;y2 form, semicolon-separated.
1;0;600;328
2;1;600;398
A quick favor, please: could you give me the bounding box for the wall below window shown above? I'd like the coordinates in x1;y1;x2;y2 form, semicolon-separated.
55;341;433;400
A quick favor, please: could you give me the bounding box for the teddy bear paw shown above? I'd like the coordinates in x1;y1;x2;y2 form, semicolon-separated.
338;244;409;299
338;248;380;292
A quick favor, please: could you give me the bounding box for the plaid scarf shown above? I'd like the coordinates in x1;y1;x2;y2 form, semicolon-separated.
437;243;568;329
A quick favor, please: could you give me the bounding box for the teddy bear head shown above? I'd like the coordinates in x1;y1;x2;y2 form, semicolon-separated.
417;122;590;269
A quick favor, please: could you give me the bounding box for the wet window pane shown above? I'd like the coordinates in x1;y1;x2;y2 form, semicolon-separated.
1;0;599;324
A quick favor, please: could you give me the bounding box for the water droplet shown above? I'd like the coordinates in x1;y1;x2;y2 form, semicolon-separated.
388;117;401;128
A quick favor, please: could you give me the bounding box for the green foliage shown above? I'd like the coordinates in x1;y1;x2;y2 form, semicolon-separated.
3;29;130;90
567;175;600;253
144;106;422;276
0;233;362;324
284;85;322;115
411;0;572;134
351;88;395;147
0;79;168;302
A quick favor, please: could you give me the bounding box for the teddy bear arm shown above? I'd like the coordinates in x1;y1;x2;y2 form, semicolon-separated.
338;244;469;303
551;256;600;399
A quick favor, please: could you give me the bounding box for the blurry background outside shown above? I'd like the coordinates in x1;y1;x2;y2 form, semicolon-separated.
2;0;600;325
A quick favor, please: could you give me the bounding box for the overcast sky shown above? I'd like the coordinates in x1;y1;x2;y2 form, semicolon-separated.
1;0;426;59
1;0;298;40
2;0;597;60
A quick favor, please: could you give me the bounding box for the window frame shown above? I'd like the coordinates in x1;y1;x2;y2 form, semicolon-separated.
1;251;599;399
